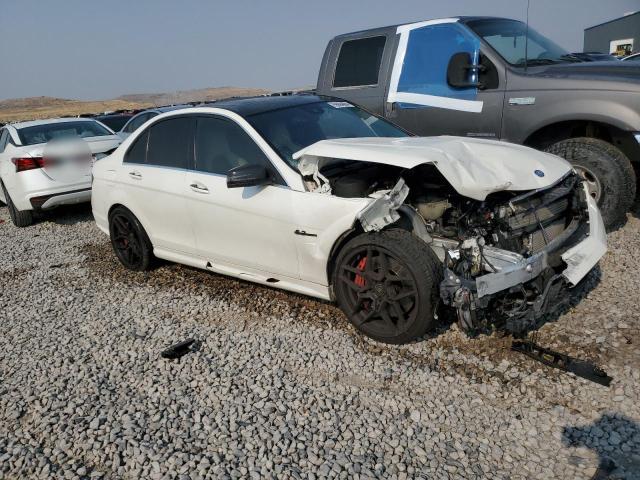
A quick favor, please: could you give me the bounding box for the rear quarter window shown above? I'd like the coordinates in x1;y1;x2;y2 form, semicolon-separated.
124;129;149;164
333;36;386;88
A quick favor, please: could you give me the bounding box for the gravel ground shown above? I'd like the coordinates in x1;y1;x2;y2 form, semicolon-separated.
1;201;639;480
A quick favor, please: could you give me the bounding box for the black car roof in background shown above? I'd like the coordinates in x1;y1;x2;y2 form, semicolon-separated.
207;94;332;117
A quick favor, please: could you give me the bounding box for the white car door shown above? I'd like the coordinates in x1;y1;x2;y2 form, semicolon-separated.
184;115;300;279
117;117;196;254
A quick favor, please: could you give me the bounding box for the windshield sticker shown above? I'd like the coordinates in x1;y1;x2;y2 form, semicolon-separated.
328;101;353;109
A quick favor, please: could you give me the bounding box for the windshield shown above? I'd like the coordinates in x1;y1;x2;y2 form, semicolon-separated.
17;120;113;146
466;18;574;67
247;101;407;167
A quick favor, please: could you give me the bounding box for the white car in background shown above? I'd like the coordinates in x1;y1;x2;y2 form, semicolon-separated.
0;118;121;226
92;95;606;344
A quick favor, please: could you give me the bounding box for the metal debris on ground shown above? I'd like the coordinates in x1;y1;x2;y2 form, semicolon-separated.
512;338;612;386
160;338;198;360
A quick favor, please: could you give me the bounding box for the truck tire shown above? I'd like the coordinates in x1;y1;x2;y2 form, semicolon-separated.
1;181;34;227
544;138;636;229
332;228;442;344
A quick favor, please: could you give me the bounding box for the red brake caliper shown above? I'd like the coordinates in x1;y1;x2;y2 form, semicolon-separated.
354;257;367;287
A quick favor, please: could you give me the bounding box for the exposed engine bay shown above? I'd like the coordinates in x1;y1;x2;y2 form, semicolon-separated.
304;159;595;336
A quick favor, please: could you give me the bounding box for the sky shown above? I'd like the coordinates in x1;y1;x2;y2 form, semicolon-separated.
1;0;639;100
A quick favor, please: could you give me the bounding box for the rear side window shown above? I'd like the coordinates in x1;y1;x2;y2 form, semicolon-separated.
146;117;194;169
124;129;149;164
333;36;386;88
194;116;275;177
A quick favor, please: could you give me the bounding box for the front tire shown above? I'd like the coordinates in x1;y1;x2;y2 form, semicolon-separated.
332;229;443;344
108;206;154;271
544;137;636;229
1;180;33;227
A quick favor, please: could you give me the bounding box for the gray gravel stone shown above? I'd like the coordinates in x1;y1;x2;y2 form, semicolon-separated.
0;203;639;479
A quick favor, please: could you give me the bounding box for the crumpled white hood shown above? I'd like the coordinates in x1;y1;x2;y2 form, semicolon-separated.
293;136;572;200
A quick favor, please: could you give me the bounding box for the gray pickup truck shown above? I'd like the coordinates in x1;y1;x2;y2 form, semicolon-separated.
316;16;639;228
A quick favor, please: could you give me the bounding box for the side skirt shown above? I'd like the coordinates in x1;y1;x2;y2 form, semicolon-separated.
154;247;332;301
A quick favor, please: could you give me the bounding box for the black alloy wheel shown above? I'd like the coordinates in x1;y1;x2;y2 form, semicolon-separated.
108;207;153;271
333;229;442;344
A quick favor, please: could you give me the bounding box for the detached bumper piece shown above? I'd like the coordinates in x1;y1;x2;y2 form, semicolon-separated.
512;339;612;387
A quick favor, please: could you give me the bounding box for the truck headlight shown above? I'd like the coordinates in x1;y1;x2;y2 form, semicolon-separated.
634;133;640;144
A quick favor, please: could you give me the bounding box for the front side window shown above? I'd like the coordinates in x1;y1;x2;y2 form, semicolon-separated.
194;116;274;176
397;23;481;102
333;36;386;88
466;18;571;66
17;120;112;146
248;101;407;167
146;117;194;169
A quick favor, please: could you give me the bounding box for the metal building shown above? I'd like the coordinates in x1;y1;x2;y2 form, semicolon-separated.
584;11;640;56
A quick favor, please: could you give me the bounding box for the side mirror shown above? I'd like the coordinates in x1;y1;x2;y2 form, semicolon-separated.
227;164;271;188
447;52;484;89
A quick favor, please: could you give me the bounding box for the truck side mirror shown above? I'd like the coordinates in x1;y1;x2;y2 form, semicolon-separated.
447;52;484;90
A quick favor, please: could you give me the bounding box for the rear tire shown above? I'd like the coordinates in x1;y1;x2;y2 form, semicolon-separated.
108;206;154;271
332;229;443;344
544;137;636;230
1;180;33;227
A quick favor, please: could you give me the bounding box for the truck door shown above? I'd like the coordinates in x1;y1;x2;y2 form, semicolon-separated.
317;30;393;116
385;20;504;139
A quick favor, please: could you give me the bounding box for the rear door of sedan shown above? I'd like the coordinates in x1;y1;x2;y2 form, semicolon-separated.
184;114;300;279
118;117;196;254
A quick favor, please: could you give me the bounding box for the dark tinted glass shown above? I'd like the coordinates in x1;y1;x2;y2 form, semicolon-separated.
147;118;194;169
333;36;386;87
248;101;407;167
195;116;272;175
98;115;131;131
17;120;112;146
124;129;149;164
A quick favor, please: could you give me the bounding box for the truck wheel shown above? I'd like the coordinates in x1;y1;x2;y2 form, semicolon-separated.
544;138;636;229
1;181;34;227
332;228;442;344
108;206;154;271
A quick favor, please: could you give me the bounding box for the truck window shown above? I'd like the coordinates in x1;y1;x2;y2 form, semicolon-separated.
396;23;480;103
333;36;386;88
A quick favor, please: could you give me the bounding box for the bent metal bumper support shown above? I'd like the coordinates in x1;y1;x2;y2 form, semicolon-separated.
441;185;607;334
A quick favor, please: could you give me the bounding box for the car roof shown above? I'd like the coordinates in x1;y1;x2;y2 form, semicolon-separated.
96;113;133;118
201;94;331;117
11;117;103;130
147;105;192;114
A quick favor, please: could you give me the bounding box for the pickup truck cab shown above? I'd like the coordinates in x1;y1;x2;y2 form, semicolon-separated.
317;16;640;228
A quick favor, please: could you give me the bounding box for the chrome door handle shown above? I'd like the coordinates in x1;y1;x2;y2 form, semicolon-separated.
190;182;209;193
128;171;142;179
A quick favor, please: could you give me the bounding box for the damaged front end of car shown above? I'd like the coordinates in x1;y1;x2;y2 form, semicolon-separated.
436;172;606;335
294;137;607;336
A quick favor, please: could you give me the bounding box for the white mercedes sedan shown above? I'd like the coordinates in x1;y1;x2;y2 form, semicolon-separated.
0;118;121;226
92;95;606;344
